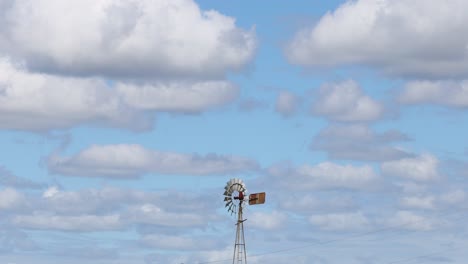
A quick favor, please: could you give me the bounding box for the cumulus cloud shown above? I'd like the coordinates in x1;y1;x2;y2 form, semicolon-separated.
126;203;207;228
13;213;123;232
0;229;39;253
248;211;287;230
311;124;412;161
0;186;218;235
381;154;440;181
0;58;241;131
275;91;299;117
0;188;25;210
279;194;356;213
0;58;151;131
400;80;468;107
48;144;258;178
309;211;369;231
286;0;468;78
117;81;238;113
40;186;134;215
140;234;221;250
400;196;435;210
0;0;256;79
312;80;383;122
268;162;379;191
0;166;45;189
387;211;435;231
440;190;466;205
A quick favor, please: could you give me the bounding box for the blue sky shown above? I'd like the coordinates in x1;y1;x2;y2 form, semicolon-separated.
1;0;468;263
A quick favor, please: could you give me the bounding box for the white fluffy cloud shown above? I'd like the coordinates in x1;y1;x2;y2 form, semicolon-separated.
312;80;383;122
126;203;207;228
117;81;238;113
48;144;259;178
0;58;151;131
268;162;379;191
381;154;440;181
140;234;221;250
1;0;256;78
309;212;369;231
387;210;435;231
2;186;218;233
0;58;240;131
400;196;435;210
248;211;287;230
311;124;412;161
286;0;468;78
13;213;123;232
400;80;468;107
275;91;299;117
0;188;25;210
279;194;355;213
440;190;466;205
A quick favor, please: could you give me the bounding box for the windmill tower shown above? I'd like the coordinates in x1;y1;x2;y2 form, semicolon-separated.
223;178;266;264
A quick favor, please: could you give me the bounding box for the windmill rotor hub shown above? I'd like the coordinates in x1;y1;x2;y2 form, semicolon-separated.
223;178;247;215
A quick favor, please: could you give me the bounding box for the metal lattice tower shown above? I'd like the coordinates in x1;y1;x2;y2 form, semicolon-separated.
223;178;266;264
233;199;247;264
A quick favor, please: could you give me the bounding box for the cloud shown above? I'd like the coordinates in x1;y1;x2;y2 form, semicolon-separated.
2;186;219;234
387;211;435;231
381;154;440;181
268;161;379;191
117;81;238;113
0;166;45;189
0;58;152;131
400;196;435;210
40;186;137;215
0;188;25;210
275;90;299;117
311;124;412;161
312;80;383;122
0;229;39;253
0;58;241;131
12;213;123;232
140;234;222;251
286;0;468;78
248;210;287;230
126;203;207;228
309;211;369;231
0;0;256;79
400;80;468;107
48;144;259;178
440;190;466;205
54;247;119;260
279;194;356;213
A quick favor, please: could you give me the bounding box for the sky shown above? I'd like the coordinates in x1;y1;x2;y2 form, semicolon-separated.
1;0;468;263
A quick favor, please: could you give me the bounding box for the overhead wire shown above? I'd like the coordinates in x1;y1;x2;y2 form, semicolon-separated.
195;208;468;264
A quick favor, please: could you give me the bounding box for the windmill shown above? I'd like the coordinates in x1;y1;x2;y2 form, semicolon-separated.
223;178;266;264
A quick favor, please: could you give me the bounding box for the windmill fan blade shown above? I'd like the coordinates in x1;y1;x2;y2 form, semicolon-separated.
224;197;232;201
223;190;229;196
225;201;232;207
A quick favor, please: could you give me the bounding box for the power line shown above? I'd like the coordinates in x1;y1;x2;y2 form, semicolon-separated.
196;209;468;264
